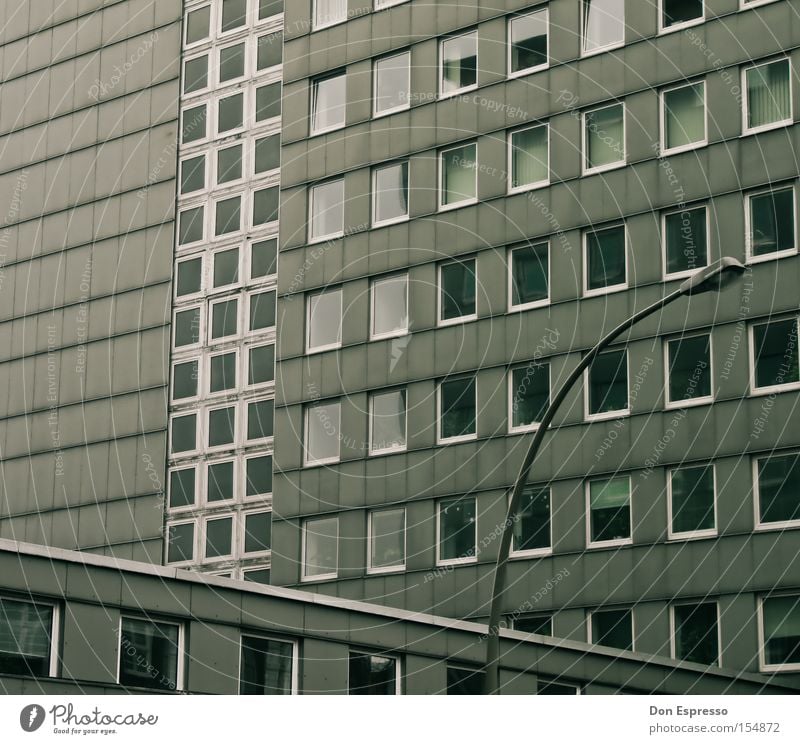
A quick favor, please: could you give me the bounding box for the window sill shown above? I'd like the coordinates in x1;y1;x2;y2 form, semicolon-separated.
663;264;709;282
372;214;410;229
438;84;478;101
583;282;628;298
508;298;549;313
437;434;478;445
661;139;707;157
510;547;552;559
436;556;477;567
746;248;798;265
366;565;406;575
742;119;793;137
373;104;411;119
754;520;800;532
658;17;705;35
750;381;800;397
508;63;549;80
309;123;346;138
370;329;409;342
369;445;408;457
303;458;341;468
508;423;542;435
307;231;344;245
585;409;630;423
580;41;625;59
305;343;343;355
664;395;713;411
438;314;478;328
587;538;632;549
667;529;718;541
438;198;478;213
582;161;626;177
301;572;338;582
508;179;550;196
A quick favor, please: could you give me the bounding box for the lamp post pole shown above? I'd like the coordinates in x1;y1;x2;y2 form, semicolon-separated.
483;258;746;694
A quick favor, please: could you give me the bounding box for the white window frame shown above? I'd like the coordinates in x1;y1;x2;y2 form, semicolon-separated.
209;244;243;292
180;102;209;147
171;358;201;404
373;50;411;118
660;79;708;156
507;241;550;312
437;257;477;327
742;56;793;136
439;30;479;99
251;184;281;229
367;507;407;574
661;203;710;280
246;236;279;282
658;0;705;34
207;294;241;344
213;141;247;189
246;288;277;336
207;348;239;396
182;52;211;98
374;0;408;9
370;273;409;340
436;497;478;567
507;8;549;79
744;183;798;264
368;388;408;455
587;608;635;651
202;513;237;562
237;633;299;695
507;362;550;434
507;123;550;194
582;223;628;297
752;450;800;531
116;616;185;691
217;38;249;87
669;600;721;666
301;516;339;581
212;192;244;239
508;486;552;558
218;0;249;37
663;331;714;409
245;397;275;443
169;412;200;457
167;465;198;512
585;475;633;549
580;0;625;58
584;348;630;421
0;595;61;678
204;457;238;506
740;0;784;11
438;142;478;211
437;376;478;445
174;255;205;300
172;305;204;351
666;463;718;540
757;593;800;672
312;0;348;31
304;401;342;466
215;88;249;138
582;102;626;176
305;288;343;354
309;179;345;243
243;452;274;501
310;72;347;136
748;316;800;396
372;161;410;227
178;205;206;248
244;342;276;390
242;508;273;557
183;3;212;49
165;518;197;565
179;152;209;196
205;402;238;452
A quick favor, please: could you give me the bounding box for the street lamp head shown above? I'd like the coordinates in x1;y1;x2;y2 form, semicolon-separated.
678;256;747;296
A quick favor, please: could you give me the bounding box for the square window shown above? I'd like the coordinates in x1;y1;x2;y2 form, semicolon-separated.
669;464;716;537
373;161;409;225
587;348;628;417
663;82;706;152
744;59;792;132
249;290;276;331
218;92;244;133
215;196;241;236
217;144;243;185
313;0;347;29
221;0;247;32
582;0;625;54
311;73;346;133
246;454;273;497
369;508;405;571
179;206;204;245
170;413;197;454
663;206;708;276
176;257;202;297
440;144;477;208
584;103;625;172
371;274;408;338
509;9;548;75
585;224;626;293
183;55;208;94
514;614;552;636
509;242;548;309
673;602;718;665
306;288;342;352
207;460;234;502
250;239;278;279
348;653;398;695
255;82;282;122
666;333;712;406
591;609;633;650
438;496;477;564
240;635;293;695
756;452;800;526
205;517;233;558
172;360;198;400
439;376;477;442
447;666;485;695
244;512;272;553
509;362;549;431
303;516;338;578
210;351;237;393
174;307;201;348
185;5;211;45
0;597;55;677
247;399;274;440
119;618;180;691
661;0;703;29
588;476;631;545
747;186;796;259
509;124;548;190
182;104;207;144
257;31;283;70
253;186;279;225
211;298;238;340
751;318;800;391
167;523;194;563
512;486;550;553
439;258;476;323
169;468;196;509
761;595;800;669
213;247;239;288
180;155;205;194
243;568;271;584
255;134;281;173
310;179;345;241
259;0;284;21
219;43;245;83
248;344;275;385
208;406;236;447
304;401;341;465
374;51;410;115
440;31;477;95
370;389;407;454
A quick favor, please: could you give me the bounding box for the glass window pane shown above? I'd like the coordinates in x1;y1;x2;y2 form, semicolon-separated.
218;93;244;133
307;290;342;350
253;187;279;225
447;666;485;694
370;390;406;452
213;247;239;287
670;465;715;535
314;0;347;28
221;0;247;32
512;486;550;552
208;407;235;447
372;275;408;337
514;615;552;635
257;31;283;70
244;569;271;584
215;196;241;236
184;56;208;94
169;468;195;509
763;595;800;666
370;509;405;569
256;83;282;122
251;239;278;279
0;598;53;677
174;308;200;347
303;517;338;576
349;653;397;694
511;125;548;188
217;144;243;184
173;360;198;400
664;207;708;275
249;345;275;385
168;524;192;564
182;104;207;143
206;517;233;558
440;259;476;320
510;363;549;429
219;43;245;82
245;512;272;553
211;298;238;339
180;155;205;194
176;258;202;296
312;74;346;132
511;242;548;307
310;180;344;240
585;104;624;169
186;5;210;44
589;476;630;543
246;455;273;497
240;635;293;695
753;319;800;389
305;402;341;463
207;461;234;502
375;52;409;113
510;10;548;74
374;162;408;224
255;135;281;173
440;377;476;439
749;187;795;257
674;602;718;665
119;618;179;691
248;400;274;440
441;144;476;206
259;0;284;21
171;414;196;453
591;609;633;650
583;0;625;52
667;334;711;403
441;32;477;94
250;291;276;330
746;59;791;130
179;206;204;245
662;0;703;27
439;497;476;561
588;349;628;414
586;225;626;290
664;83;705;150
758;453;800;524
210;352;236;392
